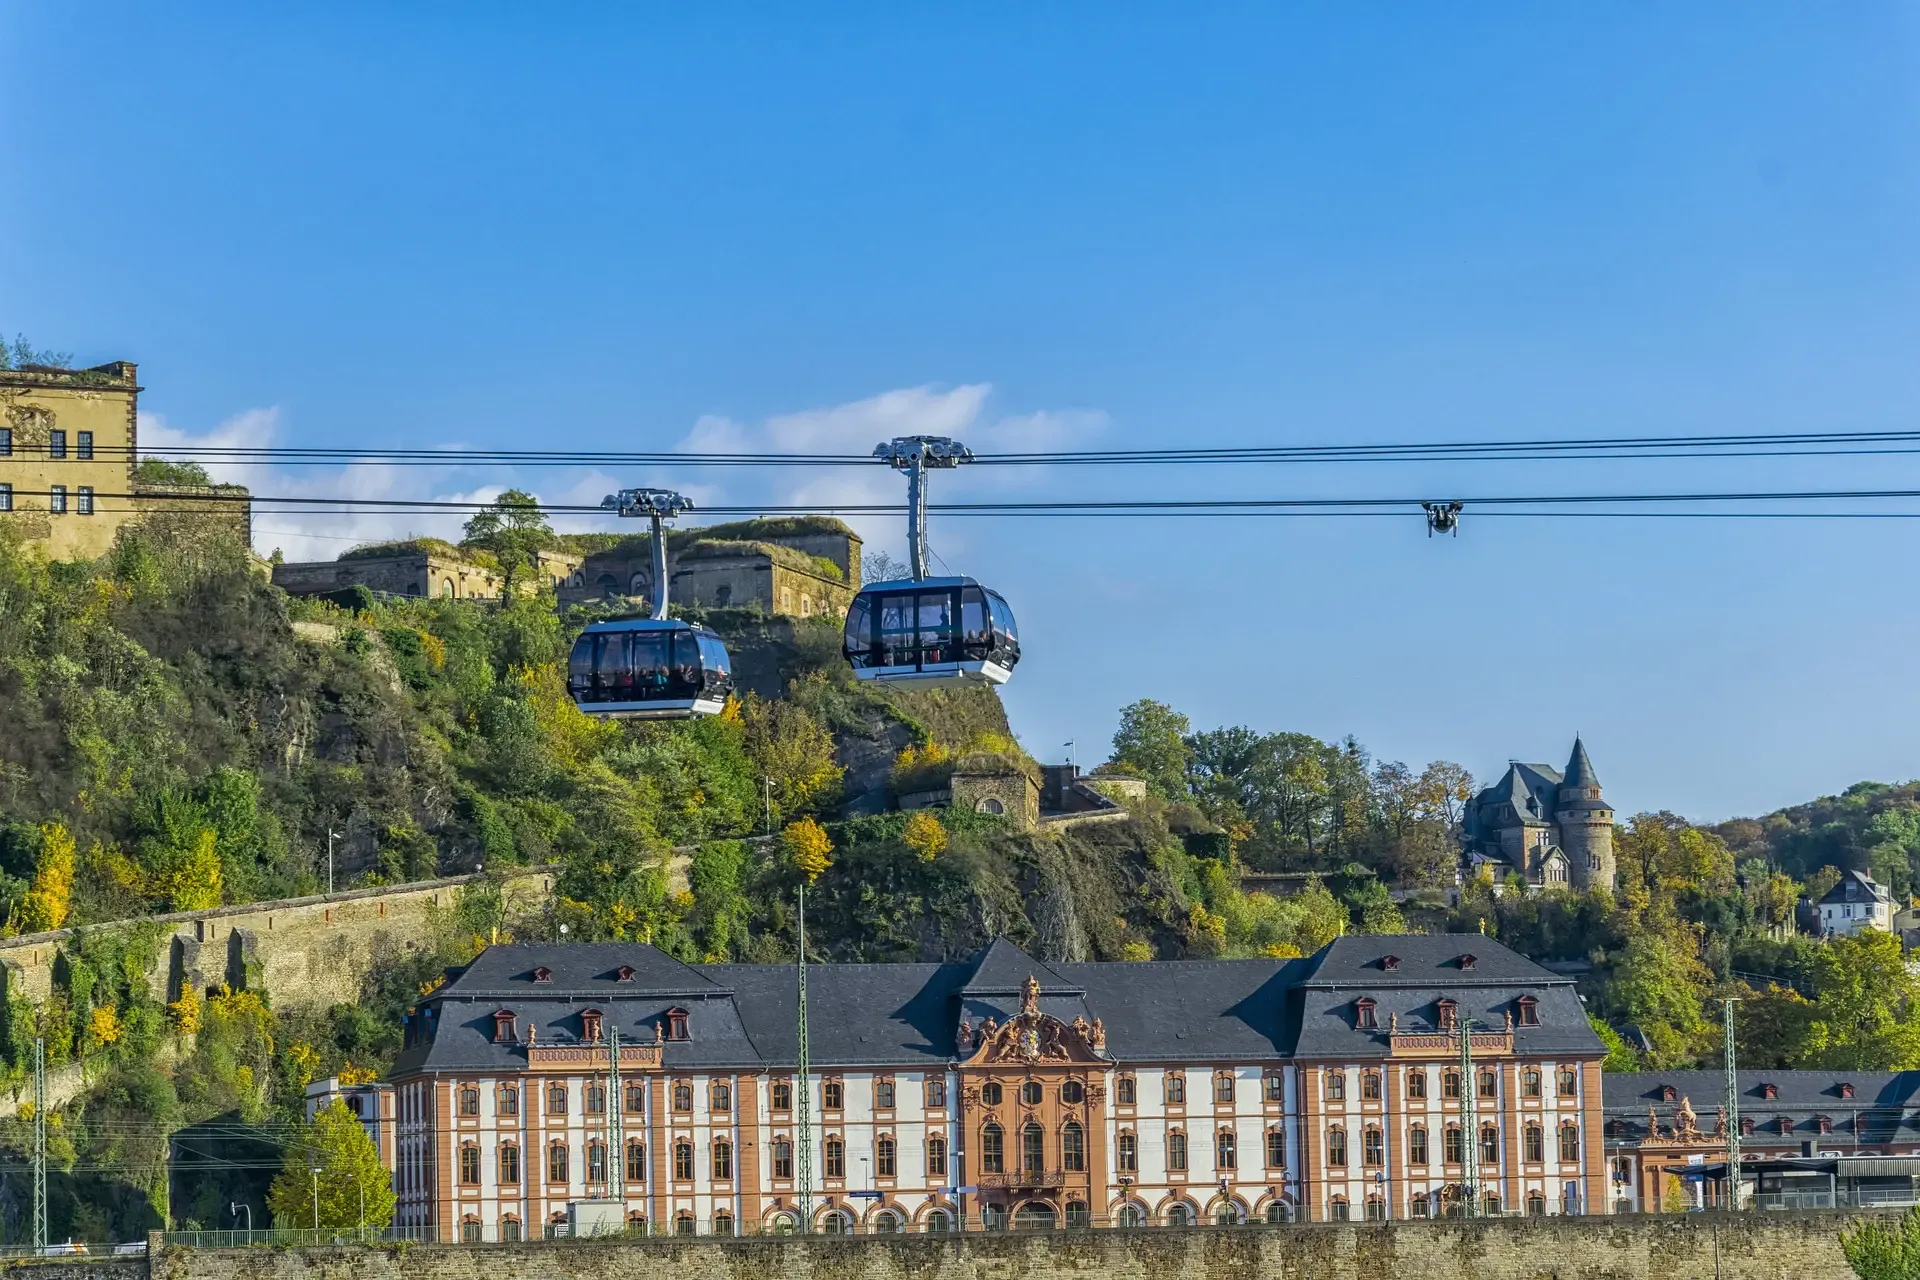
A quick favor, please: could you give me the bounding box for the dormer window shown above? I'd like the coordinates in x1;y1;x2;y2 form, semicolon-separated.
1354;997;1377;1030
533;967;552;983
1380;955;1400;971
1817;1115;1833;1134
1514;996;1539;1027
1761;1083;1778;1100
1435;999;1458;1032
1660;1085;1677;1102
1739;1118;1755;1137
1840;1083;1856;1100
1458;954;1477;971
581;1009;603;1042
1775;1116;1792;1135
664;1007;690;1042
492;1010;516;1044
616;965;636;982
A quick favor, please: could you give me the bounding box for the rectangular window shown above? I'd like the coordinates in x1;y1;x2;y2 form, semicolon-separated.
1264;1074;1283;1103
76;431;92;460
823;1079;844;1110
1165;1074;1185;1105
1410;1126;1428;1165
1214;1074;1234;1104
875;1078;895;1110
49;486;66;515
927;1078;946;1108
772;1141;793;1180
1117;1076;1136;1106
771;1080;792;1111
927;1137;947;1178
1407;1070;1427;1100
0;428;11;455
1266;1129;1285;1168
48;430;66;459
1118;1133;1137;1173
0;483;11;512
1167;1132;1188;1171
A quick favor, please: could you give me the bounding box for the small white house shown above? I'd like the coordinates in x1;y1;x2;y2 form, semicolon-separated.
1818;870;1893;938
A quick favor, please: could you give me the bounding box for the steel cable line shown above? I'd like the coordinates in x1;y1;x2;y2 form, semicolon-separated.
21;486;1920;523
26;424;1920;467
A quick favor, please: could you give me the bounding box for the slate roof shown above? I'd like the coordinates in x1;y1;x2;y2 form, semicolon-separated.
1469;762;1563;831
1563;737;1600;790
396;934;1598;1078
1288;936;1599;1059
1603;1070;1920;1144
1820;870;1891;907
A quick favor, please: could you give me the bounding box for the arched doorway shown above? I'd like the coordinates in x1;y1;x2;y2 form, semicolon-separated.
1014;1201;1057;1231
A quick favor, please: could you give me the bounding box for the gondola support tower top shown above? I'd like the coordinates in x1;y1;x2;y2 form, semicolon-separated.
602;487;695;619
876;436;973;580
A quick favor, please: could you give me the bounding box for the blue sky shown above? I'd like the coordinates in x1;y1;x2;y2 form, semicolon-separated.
3;5;1918;820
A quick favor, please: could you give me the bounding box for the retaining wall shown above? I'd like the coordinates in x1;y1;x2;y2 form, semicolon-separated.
142;1214;1872;1280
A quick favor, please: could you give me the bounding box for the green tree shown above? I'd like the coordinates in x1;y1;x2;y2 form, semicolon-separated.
1588;1015;1639;1073
267;1098;396;1230
1841;1206;1920;1280
1604;927;1711;1067
1292;876;1347;953
1110;699;1192;800
460;489;553;595
1804;929;1920;1070
0;334;72;369
1734;984;1819;1069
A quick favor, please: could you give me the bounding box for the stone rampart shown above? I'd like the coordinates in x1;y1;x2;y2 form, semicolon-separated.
0;869;557;1013
146;1214;1871;1280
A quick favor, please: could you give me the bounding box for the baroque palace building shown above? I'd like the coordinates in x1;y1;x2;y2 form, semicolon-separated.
338;933;1608;1240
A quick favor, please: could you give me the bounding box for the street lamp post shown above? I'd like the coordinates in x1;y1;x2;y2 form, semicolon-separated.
310;1167;322;1232
230;1202;252;1241
326;829;345;895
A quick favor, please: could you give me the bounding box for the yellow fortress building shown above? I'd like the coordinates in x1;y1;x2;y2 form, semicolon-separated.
0;359;250;558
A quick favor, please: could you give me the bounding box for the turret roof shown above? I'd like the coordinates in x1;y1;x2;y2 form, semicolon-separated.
1563;737;1600;790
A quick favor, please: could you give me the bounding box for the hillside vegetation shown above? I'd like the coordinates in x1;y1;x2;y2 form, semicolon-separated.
4;510;1920;1240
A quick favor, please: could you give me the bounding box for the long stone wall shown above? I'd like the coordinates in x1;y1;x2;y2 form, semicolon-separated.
0;868;558;1013
143;1215;1870;1280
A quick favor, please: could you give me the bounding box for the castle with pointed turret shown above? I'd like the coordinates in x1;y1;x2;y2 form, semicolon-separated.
1461;738;1616;893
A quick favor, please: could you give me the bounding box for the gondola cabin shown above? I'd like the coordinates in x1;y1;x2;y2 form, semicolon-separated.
567;618;734;719
843;576;1020;688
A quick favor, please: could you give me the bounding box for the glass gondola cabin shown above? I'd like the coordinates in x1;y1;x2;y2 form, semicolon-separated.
568;618;734;719
843;576;1020;687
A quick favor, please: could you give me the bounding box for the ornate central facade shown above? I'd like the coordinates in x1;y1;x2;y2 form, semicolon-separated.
353;934;1606;1240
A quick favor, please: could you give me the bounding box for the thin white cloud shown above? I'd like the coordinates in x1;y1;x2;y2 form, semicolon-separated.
677;384;1108;559
133;384;1105;566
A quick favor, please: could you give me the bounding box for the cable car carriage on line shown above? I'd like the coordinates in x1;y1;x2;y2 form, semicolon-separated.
567;487;735;720
843;576;1018;688
568;618;733;719
842;435;1022;688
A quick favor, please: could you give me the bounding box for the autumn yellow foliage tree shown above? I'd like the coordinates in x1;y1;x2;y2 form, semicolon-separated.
86;1004;123;1050
783;817;834;882
746;690;844;817
162;829;224;912
902;810;948;862
511;662;620;768
12;823;77;933
167;985;203;1033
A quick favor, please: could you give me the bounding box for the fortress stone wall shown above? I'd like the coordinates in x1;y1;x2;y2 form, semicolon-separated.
0;868;557;1013
145;1213;1868;1280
